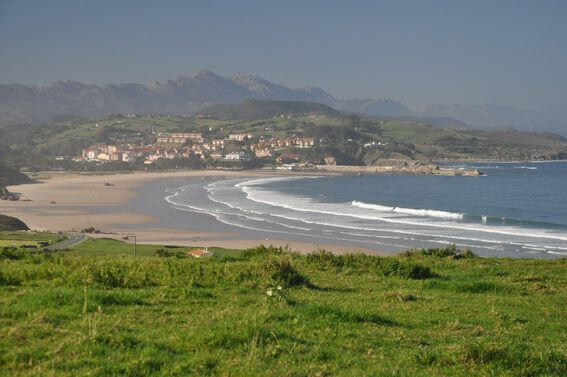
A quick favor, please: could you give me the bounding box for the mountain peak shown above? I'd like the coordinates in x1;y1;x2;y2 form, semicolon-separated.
192;69;221;79
232;72;268;82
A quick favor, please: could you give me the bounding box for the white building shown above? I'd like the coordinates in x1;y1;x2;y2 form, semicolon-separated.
224;152;251;161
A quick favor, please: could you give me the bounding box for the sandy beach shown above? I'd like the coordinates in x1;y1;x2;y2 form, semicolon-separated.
1;170;388;255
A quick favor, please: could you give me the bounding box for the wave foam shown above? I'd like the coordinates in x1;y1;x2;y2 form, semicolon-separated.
351;200;464;220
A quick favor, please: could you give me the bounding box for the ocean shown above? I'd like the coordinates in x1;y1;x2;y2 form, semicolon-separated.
163;161;567;258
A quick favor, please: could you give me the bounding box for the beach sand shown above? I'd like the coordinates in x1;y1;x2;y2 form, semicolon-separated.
2;170;388;255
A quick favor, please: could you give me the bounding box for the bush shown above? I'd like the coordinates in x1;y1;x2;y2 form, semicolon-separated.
305;250;433;279
0;247;24;260
154;248;173;257
259;257;309;288
378;258;433;279
0;270;21;285
241;245;290;258
401;245;478;259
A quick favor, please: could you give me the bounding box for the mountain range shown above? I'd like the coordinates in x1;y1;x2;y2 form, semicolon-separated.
1;69;565;136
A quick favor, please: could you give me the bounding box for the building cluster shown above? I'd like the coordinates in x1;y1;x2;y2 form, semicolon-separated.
156;132;203;144
77;132;316;165
251;137;315;157
279;112;325;120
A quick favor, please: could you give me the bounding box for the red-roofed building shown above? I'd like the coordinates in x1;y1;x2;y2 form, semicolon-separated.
187;248;212;258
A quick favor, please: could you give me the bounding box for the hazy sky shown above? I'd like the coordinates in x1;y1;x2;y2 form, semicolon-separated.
1;0;566;109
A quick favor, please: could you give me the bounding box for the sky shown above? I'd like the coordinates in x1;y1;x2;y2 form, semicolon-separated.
0;0;566;109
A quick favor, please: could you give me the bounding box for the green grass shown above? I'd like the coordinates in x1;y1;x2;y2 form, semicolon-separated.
67;237;162;256
0;245;565;376
380;122;457;143
0;240;40;247
67;237;239;258
0;231;60;243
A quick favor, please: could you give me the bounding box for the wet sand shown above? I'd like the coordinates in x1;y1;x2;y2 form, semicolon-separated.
2;170;389;255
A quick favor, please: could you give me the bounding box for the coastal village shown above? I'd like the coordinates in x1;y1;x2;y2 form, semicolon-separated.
73;123;481;175
76;121;317;170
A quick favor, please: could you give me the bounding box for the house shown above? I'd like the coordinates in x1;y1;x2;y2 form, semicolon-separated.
97;152;110;161
109;153;121;161
122;151;136;162
296;137;315;148
255;148;274;158
224;152;251;161
228;133;253;142
85;149;97;160
187;248;212;258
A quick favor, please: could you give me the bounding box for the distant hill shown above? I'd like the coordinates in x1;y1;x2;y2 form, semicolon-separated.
0;70;410;126
416;104;567;137
338;98;411;117
0;213;29;231
196;99;342;120
3;70;565;135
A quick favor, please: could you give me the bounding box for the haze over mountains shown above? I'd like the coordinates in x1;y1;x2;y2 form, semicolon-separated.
1;69;565;136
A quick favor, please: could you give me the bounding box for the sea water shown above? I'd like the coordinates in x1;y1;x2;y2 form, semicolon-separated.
164;161;567;258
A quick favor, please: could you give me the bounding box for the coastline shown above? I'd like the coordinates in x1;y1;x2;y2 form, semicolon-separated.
1;170;389;255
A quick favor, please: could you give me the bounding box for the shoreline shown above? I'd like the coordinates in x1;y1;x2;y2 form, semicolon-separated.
1;170;390;255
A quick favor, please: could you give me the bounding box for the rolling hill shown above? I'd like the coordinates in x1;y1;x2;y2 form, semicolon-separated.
0;213;29;231
2;70;566;135
1;105;566;170
0;70;418;126
196;99;341;120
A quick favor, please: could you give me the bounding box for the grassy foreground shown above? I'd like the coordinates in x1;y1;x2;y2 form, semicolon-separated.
0;244;566;377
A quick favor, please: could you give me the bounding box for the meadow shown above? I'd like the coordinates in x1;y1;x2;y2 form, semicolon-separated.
0;243;565;376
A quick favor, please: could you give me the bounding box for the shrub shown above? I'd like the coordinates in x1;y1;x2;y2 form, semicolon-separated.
305;251;433;279
0;270;21;285
153;248;173;257
401;245;478;259
241;245;291;258
259;257;309;288
378;258;433;279
0;247;24;260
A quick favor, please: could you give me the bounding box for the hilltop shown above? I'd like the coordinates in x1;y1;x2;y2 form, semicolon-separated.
0;70;407;126
196;99;341;120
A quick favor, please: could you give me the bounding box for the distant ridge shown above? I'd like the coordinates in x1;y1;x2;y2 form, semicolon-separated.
0;70;410;126
196;99;341;120
1;69;565;135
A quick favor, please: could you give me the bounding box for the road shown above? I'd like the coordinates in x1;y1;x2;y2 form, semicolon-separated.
47;233;87;251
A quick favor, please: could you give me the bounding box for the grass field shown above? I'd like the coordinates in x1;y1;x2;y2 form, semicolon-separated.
0;231;60;243
0;244;565;376
66;237;237;258
0;240;40;247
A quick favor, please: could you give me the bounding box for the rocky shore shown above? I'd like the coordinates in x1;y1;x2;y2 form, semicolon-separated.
316;160;481;176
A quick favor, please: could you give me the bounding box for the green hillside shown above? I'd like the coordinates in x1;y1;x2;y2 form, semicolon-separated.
1;108;566;170
0;214;29;231
196;99;342;120
0;245;565;376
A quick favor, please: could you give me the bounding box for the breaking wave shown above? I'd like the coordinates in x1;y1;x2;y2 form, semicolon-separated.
350;200;464;220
